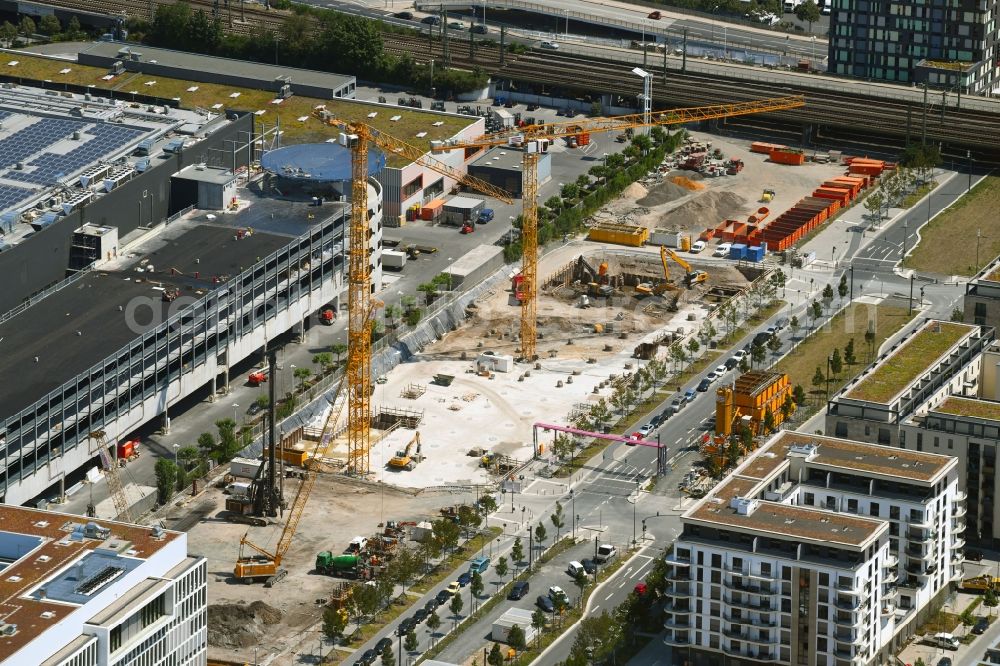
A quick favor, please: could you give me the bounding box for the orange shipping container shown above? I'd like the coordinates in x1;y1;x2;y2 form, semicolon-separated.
750;142;786;154
421;198;445;221
770;149;806;166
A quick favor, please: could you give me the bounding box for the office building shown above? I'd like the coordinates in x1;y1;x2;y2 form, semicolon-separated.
0;504;206;666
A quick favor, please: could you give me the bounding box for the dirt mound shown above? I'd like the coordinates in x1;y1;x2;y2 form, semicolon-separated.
208;601;283;648
670;175;705;191
656;191;748;230
636;180;690;207
622;182;648;199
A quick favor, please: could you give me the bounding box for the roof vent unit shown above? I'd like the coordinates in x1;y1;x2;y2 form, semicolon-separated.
83;522;111;540
729;496;759;516
278;84;292;99
0;624;17;636
788;442;819;459
151;525;165;540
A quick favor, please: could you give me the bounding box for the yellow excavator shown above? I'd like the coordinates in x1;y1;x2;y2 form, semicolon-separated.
665;248;708;286
388;432;422;471
960;575;1000;593
636;247;683;296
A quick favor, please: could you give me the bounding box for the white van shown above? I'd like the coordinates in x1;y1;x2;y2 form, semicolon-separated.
567;561;586;577
929;633;959;650
690;240;707;254
595;544;617;563
224;481;251;497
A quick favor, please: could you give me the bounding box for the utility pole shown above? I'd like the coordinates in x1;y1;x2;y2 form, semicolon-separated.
442;7;450;66
499;25;506;66
849;265;854;303
968;150;973;193
921;82;928;146
908;275;915;315
682;28;688;73
901;221;907;259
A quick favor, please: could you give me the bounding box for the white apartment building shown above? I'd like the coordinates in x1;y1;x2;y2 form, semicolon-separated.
0;505;206;666
665;431;964;666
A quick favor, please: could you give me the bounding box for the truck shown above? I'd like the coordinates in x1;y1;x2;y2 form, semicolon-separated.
382;250;407;270
225;481;252;498
315;552;360;577
230;457;262;480
477;208;495;224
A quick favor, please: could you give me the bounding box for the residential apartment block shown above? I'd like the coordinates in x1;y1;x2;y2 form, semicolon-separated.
665;431;963;666
827;0;1000;94
0;505;206;666
964;255;1000;330
826;319;1000;547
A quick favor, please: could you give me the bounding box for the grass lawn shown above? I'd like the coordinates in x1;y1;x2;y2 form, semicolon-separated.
774;302;915;418
5;52;473;166
899;181;937;209
903;175;1000;276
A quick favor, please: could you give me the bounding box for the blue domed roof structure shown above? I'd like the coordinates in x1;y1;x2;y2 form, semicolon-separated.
260;142;385;182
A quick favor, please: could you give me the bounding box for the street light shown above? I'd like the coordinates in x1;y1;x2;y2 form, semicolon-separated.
233;403;239;424
172;443;179;464
968;149;973;193
631;67;652;133
569;489;576;540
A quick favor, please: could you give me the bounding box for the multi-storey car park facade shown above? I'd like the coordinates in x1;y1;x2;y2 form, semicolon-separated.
828;0;1000;94
0;505;205;666
665;431;963;666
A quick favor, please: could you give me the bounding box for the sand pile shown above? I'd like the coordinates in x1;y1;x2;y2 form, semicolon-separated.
208;601;283;648
636;180;690;207
670;175;706;191
622;182;648;199
657;191;747;230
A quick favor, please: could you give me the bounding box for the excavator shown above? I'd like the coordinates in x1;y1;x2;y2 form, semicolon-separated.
573;257;612;296
960;575;1000;593
665;248;708;286
636;247;682;296
387;432;422;471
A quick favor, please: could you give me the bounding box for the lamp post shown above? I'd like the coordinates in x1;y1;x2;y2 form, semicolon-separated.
977;229;982;270
173;443;179;464
570;489;576;540
233;403;239;424
825;354;832;403
632;477;640;546
968;149;973;193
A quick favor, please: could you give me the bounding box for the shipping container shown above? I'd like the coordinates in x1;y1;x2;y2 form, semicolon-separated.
769;149;806;166
747;246;765;262
649;228;682;247
230;457;262;479
729;243;748;259
421;198;445;221
382;250;407;270
750;142;786;154
587;222;649;247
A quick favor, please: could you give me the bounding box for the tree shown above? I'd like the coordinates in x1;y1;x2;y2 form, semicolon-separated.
293;366;312;390
762;409;775;434
838;274;849;300
154;459;177;504
38;14;61;36
508;624;527;652
551;501;565;540
960;607;976;628
793;384;807;406
495;556;508;581
478;494;498;515
534;522;548;548
560;182;580;200
432;518;461;555
822;283;834;302
381;644;395;666
830;348;843;377
719;302;739;341
864;323;877;362
750;341;766;368
738;356;750;373
0;21;17;47
322;607;347;644
812;366;825;393
458;504;482;532
471;570;484;598
767;333;782;361
794;0;820;32
404;630;418;653
487;642;504;666
769;269;786;297
686;337;700;356
951;307;965;322
545;196;563;211
177;446;199;468
449;593;464;621
576;173;591;189
330;343;348;364
531;608;547;646
811;300;823;323
985;588;999;616
699;320;717;347
216;418;239;460
572;568;588;603
426;611;441;641
844;338;857;366
863;191;885;224
66;15;81;37
789;315;800;340
512;537;524;566
18;16;36;37
197;432;217;461
312;352;333;374
351;581;381;623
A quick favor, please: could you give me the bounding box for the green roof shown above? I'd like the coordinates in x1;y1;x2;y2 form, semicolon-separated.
846;321;974;403
934;396;1000;421
3;52;474;167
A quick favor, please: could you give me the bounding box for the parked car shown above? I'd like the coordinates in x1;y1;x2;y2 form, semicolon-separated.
965;548;984;562
448;20;464;29
581;558;597;574
397;617;417;636
421;15;440;25
508;581;530;600
247;401;265;416
435;589;451;604
471;24;488;34
638;423;655;436
697;378;713;392
669;397;686;414
536;595;555;612
413;608;429;623
733;349;748;361
713;242;732;257
937;658;953;666
548;585;568;602
974;616;990;634
375;637;392;654
595;544;617;563
457;572;472;586
724;357;739;370
713;364;728;376
634;582;648;595
357;649;378;665
928;632;959;650
690;240;707;253
423;598;440;614
684;389;697;402
540;40;559;49
394;11;414;19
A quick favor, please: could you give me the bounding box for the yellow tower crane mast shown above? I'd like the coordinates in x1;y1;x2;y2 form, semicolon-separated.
314;108;512;475
433;95;806;361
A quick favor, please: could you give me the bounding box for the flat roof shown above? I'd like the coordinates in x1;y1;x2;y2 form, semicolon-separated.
5;51;477;165
845;320;976;403
173;165;239;185
444;196;484;209
470;146;527;171
0;505;181;658
79;42;355;92
446;244;503;277
689;487;885;548
933;396;1000;422
0;224;290;417
767;431;954;484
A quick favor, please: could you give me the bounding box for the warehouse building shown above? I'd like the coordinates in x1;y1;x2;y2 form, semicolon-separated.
0;504;206;666
467;146;552;197
666;431;963;665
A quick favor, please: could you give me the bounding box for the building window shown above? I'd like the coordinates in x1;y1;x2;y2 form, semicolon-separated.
870;502;880;517
878;428;891;444
847;499;858;513
805;492;815;505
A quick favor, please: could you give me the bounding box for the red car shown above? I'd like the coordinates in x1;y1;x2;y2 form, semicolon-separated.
634;582;648;595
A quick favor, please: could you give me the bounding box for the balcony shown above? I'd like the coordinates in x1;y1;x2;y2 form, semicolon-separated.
666;570;692;582
835;597;861;610
834;632;864;645
662;630;690;646
953;538;966;550
953;518;967;533
907;515;932;529
721;643;778;661
835;582;862;595
724;565;776;580
723;595;775;612
834;645;859;659
665;600;692;613
884;554;899;568
907;529;934;542
884;569;898;584
722;628;778;645
663;617;692;629
881;603;896;616
953;503;968;518
666;582;691;596
883;586;899;600
724;614;778;628
835;612;864;628
956;490;967;502
899;576;924;589
723;579;775;595
665;554;691;566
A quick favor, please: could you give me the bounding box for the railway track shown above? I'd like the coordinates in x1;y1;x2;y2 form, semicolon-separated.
28;0;1000;156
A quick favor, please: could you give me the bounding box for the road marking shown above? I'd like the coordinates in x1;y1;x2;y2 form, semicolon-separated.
618;580;628;588
605;592;614;600
591;605;600;613
675;437;684;444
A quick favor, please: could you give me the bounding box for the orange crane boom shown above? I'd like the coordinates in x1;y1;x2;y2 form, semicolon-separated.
433;95;806;361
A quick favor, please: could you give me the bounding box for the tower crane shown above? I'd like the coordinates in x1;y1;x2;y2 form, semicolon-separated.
88;430;133;523
433;95;806;361
313;107;513;476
